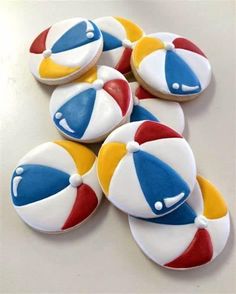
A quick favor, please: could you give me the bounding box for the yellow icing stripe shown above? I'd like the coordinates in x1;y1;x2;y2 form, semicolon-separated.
55;140;96;175
197;175;228;219
132;36;164;68
97;142;127;195
74;66;97;83
115;17;143;42
39;57;80;78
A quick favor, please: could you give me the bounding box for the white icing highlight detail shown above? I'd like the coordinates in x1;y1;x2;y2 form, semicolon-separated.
172;83;180;89
194;215;208;229
55;112;62;119
43;49;52;58
122;39;133;48
126;141;140;153
86;32;94;39
16;167;24;175
182;85;200;92
134;97;140;106
164;42;175;51
93;79;104;90
154;201;163;211
69;174;83;187
59;118;75;133
164;192;185;208
13;176;22;197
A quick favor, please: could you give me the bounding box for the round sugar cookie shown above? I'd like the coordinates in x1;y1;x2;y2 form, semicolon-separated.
129;81;185;134
10;141;102;233
50;66;133;143
94;16;144;75
29;18;103;85
129;175;230;270
97;121;196;218
131;32;212;101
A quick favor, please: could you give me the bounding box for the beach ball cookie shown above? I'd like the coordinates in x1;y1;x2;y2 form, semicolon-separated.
129;176;230;270
10;141;102;233
94;16;144;75
50;66;133;143
97;121;196;218
129;82;185;134
29;18;103;85
131;32;212;101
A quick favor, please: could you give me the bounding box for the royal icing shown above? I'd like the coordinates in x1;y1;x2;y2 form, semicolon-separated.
97;121;196;218
50;66;133;142
11;141;102;233
129;82;185;133
94;16;144;74
131;32;212;99
129;175;230;269
29;18;103;85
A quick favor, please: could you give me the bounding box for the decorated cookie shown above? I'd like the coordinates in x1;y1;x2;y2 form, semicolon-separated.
129;176;230;270
29;18;103;85
131;33;212;101
94;16;144;75
129;82;185;134
50;66;133;143
10;141;102;233
97;121;196;218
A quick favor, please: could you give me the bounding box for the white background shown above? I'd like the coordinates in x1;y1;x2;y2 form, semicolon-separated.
0;1;235;293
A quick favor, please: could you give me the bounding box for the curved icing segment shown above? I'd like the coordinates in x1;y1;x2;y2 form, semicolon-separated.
165;229;213;268
115;47;132;74
51;21;101;53
173;37;206;57
39;57;80;78
132;37;164;68
130;105;158;122
53;88;96;139
134;121;182;145
101;30;122;51
165;51;201;95
30;27;50;53
74;66;97;83
197;175;228;219
97;142;127;194
55;141;96;176
62;184;98;230
133;150;190;215
11;164;70;206
135;86;156;99
103;79;131;116
115;17;143;42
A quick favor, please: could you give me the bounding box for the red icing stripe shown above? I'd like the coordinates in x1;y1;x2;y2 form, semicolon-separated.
115;48;132;74
173;37;206;58
30;27;50;54
103;79;131;116
134;121;182;145
165;229;213;269
62;184;98;230
135;86;157;99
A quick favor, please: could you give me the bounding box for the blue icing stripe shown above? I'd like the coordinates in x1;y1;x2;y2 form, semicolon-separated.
11;164;70;206
141;202;196;225
130;105;159;122
54;88;96;139
133;150;190;216
51;20;101;53
101;30;122;51
165;50;201;95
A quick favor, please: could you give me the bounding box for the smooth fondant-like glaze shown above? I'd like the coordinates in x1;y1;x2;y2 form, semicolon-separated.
129;175;230;270
129;82;185;133
50;66;133;143
11;141;103;233
94;16;144;74
29;18;103;85
97;121;196;218
131;32;212;100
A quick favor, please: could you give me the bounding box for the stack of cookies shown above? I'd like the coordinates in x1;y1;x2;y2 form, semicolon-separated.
10;17;230;270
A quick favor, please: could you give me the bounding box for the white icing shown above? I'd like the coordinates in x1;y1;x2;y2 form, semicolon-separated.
186;181;204;215
92;79;104;90
133;96;140;106
59;118;75;133
194;215;208;229
164;42;175;51
172;83;180;89
16;167;24;175
97;46;124;68
122;39;132;48
164;192;185;208
69;174;83;187
182;84;200;92
86;32;94;39
154;201;163;211
97;65;127;82
13;176;22;197
55;112;62;119
126;141;140;153
151;32;180;43
43;49;52;58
